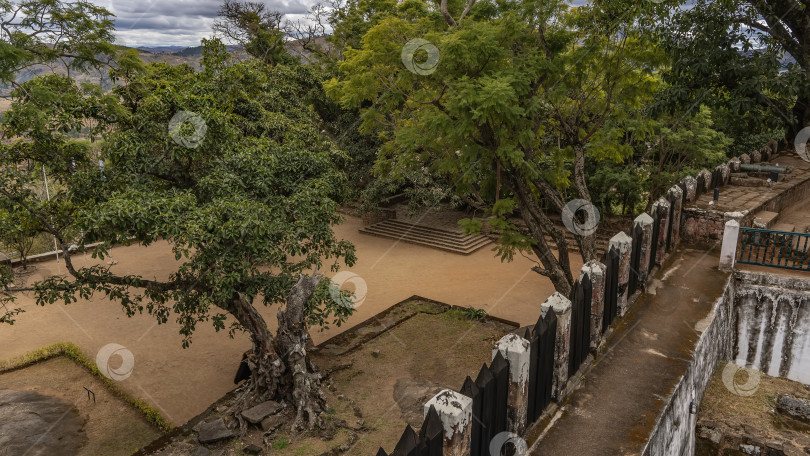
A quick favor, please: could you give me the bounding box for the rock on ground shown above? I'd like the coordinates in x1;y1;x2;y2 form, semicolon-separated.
777;394;810;424
197;418;234;444
0;389;87;456
241;400;282;424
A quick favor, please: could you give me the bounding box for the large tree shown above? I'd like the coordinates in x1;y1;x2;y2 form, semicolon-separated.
327;0;661;295
654;0;810;141
0;0;115;86
1;36;357;431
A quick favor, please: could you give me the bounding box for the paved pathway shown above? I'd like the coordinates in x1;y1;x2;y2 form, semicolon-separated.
529;246;729;455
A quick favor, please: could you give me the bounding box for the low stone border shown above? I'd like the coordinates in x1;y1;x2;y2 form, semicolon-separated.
0;341;173;432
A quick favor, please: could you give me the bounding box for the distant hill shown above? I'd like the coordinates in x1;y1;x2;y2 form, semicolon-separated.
136;46;188;54
2;39;329;96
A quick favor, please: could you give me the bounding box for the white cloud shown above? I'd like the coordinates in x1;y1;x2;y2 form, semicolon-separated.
104;0;312;47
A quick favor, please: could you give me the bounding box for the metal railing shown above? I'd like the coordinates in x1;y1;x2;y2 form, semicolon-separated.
737;227;810;270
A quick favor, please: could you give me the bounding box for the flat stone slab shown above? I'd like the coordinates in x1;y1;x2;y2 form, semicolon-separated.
0;389;87;456
752;210;779;228
197;418;234;444
241;400;282;424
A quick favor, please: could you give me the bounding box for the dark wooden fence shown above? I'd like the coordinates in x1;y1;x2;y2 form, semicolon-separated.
628;223;643;296
528;309;556;420
377;406;443;456
649;209;660;272
568;277;591;378
601;247;619;331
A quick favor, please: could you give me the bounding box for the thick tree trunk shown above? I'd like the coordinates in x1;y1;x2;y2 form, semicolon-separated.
229;293;285;420
571;143;598;263
228;270;327;432
508;172;574;296
275;271;327;431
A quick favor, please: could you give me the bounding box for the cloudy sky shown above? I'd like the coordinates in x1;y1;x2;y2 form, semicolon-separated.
105;0;592;48
105;0;312;47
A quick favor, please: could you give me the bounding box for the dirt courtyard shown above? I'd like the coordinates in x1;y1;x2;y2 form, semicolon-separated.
0;215;580;425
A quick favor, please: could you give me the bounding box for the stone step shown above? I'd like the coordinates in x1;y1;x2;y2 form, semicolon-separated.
359;220;493;255
770;222;797;233
374;219;482;242
361;224;489;248
752;210;779;229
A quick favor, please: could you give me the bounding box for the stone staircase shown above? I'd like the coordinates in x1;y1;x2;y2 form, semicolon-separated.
358;219;493;255
360;218;615;256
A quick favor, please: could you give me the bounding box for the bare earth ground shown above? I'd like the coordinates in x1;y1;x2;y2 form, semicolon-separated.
1;215;575;425
697;361;810;455
151;301;514;455
0;357;161;455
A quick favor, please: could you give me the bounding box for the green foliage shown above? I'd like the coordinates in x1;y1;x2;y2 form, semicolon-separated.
0;0;116;85
0;39;356;344
710;105;784;157
462;306;487;321
587;161;647;217
0;202;44;267
327;0;664;292
644;105;731;202
650;0;808;140
0;264;23;324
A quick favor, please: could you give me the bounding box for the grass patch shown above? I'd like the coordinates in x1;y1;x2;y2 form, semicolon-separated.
0;342;173;432
272;436;290;450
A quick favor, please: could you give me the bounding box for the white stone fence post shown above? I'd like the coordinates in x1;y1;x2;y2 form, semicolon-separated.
719;219;740;271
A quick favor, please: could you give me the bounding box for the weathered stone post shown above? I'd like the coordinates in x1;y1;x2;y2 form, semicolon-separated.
716;163;730;186
751;148;762;163
728;157;741;173
540;292;572;402
609;232;632;316
682;176;697;203
651;197;671;266
580;261;606;350
698;169;713;192
719;220;740;271
492;334;531;435
668;185;684;249
634;213;654;285
740;153;751;165
423;390;473;456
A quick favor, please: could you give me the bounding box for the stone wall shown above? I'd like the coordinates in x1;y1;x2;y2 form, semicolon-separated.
732;271;810;385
